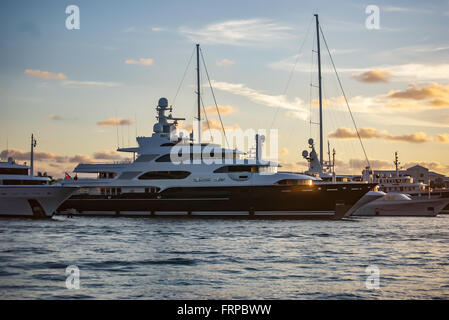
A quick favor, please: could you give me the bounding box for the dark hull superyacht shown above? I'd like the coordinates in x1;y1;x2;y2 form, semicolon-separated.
59;182;376;219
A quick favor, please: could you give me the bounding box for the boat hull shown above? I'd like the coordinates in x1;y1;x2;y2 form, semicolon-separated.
57;183;375;220
0;186;78;218
352;198;449;217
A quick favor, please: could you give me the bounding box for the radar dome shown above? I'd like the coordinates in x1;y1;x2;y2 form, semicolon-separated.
302;150;309;158
153;123;163;133
158;97;168;108
308;138;314;146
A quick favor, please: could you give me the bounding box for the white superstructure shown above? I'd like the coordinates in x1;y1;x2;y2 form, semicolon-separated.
0;157;78;217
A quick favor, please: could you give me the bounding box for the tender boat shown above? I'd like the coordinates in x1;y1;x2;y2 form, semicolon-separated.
351;192;449;217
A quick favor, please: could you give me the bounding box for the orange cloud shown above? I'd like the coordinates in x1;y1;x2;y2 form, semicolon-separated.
351;69;392;83
97;118;133;126
93;150;126;160
328;127;432;143
24;69;67;80
0;149;67;163
125;58;154;66
279;148;289;156
204;105;236;115
387;83;449;108
437;134;449;143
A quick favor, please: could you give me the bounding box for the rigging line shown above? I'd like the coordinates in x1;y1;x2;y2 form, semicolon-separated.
199;47;230;149
319;25;371;169
172;47;195;107
269;16;314;130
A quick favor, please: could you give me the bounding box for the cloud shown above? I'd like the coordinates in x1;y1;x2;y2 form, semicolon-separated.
383;6;415;13
311;97;345;108
216;58;235;66
0;149;67;163
179;18;293;46
351;69;392;83
329;127;381;139
97;118;133;126
180;118;240;134
61;80;120;87
125;58;154;66
93;150;125;160
25;69;67;80
49;114;64;121
328;127;433;143
279;148;289;156
437;134;449;143
278;161;307;172
25;69;120;87
212;81;308;120
348;158;391;171
270;59;449;82
203;118;240;132
387;83;449;107
68;154;93;163
204;105;236;115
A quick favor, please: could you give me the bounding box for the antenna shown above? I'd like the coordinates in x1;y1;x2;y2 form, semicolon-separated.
196;43;201;144
394;151;400;177
314;14;324;167
30;134;36;177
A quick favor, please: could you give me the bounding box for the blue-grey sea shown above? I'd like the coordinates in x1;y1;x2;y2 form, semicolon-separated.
1;215;449;299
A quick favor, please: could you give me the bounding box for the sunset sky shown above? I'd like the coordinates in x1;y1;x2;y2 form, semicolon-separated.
1;0;449;177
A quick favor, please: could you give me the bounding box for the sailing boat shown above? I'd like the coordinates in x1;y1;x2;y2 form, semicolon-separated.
298;15;448;216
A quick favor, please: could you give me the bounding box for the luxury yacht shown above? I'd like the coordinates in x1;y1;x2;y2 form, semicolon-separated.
0;145;78;218
57;97;377;219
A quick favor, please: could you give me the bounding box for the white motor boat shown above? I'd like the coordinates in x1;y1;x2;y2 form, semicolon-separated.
351;192;449;217
0;136;78;218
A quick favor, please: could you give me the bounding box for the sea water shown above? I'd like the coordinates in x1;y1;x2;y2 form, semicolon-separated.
1;215;448;299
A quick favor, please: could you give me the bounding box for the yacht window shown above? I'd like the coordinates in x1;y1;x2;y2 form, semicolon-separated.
276;179;312;186
98;172;117;179
138;171;191;180
2;179;47;185
135;154;159;162
214;166;259;173
0;168;28;175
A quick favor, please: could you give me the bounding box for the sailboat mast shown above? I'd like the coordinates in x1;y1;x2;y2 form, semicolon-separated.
314;14;323;167
196;43;201;144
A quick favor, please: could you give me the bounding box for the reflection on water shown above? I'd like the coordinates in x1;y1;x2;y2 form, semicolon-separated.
0;215;449;299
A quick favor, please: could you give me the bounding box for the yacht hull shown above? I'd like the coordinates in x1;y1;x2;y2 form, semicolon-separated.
0;186;78;218
57;183;375;220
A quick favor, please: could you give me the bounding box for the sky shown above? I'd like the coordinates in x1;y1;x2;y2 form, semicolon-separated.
0;0;449;177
